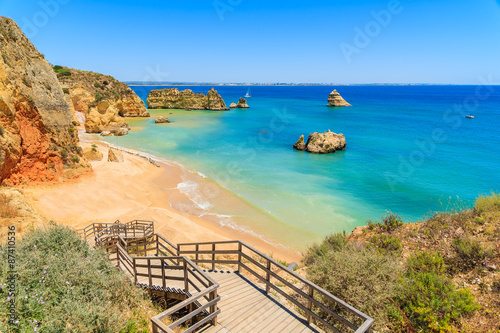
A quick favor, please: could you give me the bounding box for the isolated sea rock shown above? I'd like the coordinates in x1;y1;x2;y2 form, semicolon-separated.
155;116;170;123
82;147;103;161
237;98;249;108
113;128;129;136
0;17;88;185
294;130;346;154
55;66;150;134
327;90;351;107
107;148;124;163
230;103;237;108
146;88;229;111
293;135;306;150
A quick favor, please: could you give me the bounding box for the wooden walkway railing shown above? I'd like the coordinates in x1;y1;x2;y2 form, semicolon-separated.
77;221;373;333
178;240;374;333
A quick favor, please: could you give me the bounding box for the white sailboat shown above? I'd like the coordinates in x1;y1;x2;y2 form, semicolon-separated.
244;88;251;98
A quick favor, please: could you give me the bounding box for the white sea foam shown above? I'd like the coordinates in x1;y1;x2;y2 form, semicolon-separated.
176;181;213;210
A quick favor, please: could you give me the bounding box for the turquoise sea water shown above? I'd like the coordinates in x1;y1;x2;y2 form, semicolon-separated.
102;85;500;249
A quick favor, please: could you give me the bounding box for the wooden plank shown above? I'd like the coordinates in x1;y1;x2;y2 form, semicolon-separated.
252;306;291;333
230;301;281;332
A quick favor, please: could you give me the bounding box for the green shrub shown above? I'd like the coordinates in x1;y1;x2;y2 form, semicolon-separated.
379;212;404;231
0;223;151;332
91;144;98;152
59;148;68;161
302;232;347;266
62;88;69;94
369;234;402;253
71;154;80;163
475;192;500;212
451;237;491;271
398;271;479;332
21;76;31;87
305;241;402;331
94;82;103;89
406;251;445;275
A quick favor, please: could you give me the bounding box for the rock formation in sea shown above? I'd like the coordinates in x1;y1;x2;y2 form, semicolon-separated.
147;88;229;111
293;130;346;154
327;90;351;107
155;116;170;123
0;17;89;185
55;66;150;135
230;98;249;108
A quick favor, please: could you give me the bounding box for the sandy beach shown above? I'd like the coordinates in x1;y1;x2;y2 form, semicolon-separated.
25;136;301;263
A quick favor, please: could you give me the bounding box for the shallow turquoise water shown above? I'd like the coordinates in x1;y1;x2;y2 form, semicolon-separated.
101;85;500;248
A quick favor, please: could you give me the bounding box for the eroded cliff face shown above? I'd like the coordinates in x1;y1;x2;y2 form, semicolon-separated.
55;66;150;134
147;88;229;110
0;17;87;185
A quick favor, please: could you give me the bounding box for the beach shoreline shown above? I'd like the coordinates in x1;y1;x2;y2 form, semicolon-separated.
24;132;302;263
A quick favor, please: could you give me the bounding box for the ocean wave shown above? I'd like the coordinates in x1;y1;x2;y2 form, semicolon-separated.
176;180;214;210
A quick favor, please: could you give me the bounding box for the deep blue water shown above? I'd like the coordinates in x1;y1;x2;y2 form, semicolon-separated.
102;85;500;248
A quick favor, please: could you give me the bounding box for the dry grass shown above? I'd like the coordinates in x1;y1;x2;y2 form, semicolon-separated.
0;193;18;218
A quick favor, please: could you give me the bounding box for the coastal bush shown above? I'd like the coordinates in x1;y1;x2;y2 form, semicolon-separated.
0;223;152;332
397;271;478;332
406;251;445;275
91;144;98;152
59;148;68;161
366;211;403;232
0;124;4;137
71;154;80;163
369;234;402;253
451;237;491;271
304;240;402;331
62;88;69;94
475;192;500;212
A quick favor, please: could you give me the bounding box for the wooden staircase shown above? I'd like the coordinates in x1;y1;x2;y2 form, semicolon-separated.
78;221;374;333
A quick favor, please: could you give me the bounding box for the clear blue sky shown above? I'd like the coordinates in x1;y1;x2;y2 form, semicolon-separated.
1;0;500;84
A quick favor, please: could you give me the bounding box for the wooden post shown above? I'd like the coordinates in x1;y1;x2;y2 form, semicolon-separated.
195;244;199;264
266;259;271;294
183;260;189;293
147;259;153;296
156;234;159;256
237;242;242;273
307;285;314;324
116;246;120;269
212;243;216;271
210;288;217;326
133;258;138;285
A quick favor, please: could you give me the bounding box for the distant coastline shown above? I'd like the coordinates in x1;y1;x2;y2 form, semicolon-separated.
126;82;464;87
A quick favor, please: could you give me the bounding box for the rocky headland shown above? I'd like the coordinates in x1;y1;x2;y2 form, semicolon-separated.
327;89;351;107
230;98;249;109
0;17;89;185
55;66;150;135
147;88;229;111
293;130;346;154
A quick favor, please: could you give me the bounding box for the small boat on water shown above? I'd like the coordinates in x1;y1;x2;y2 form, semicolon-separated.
465;114;474;119
244;88;251;98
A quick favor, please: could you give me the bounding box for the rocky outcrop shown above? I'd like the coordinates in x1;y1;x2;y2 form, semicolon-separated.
147;88;229;111
155;116;170;123
55;66;150;134
0;17;88;185
82;146;103;161
293;135;306;150
230;98;249;108
327;90;351;107
107;148;124;163
293;130;346;154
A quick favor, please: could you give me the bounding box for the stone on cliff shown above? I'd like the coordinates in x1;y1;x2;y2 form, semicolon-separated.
327;90;351;107
83;147;103;161
0;17;88;185
155;116;170;123
56;67;149;134
293;130;346;154
147;88;229;110
107;148;124;163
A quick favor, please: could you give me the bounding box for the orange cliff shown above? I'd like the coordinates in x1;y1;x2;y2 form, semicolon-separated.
0;17;89;185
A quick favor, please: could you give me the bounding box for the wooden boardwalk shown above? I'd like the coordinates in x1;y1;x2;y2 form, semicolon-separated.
80;221;374;333
134;262;322;333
